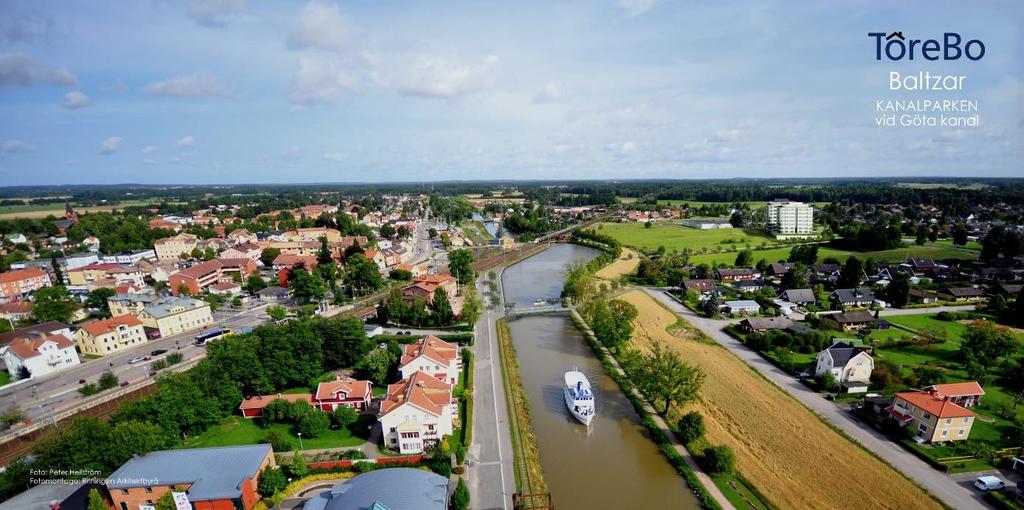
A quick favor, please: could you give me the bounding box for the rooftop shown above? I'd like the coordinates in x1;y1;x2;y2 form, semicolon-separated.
106;444;272;501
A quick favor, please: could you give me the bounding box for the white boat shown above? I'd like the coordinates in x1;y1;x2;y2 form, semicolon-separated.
564;369;595;426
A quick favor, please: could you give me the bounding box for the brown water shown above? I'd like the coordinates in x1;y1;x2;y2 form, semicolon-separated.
501;243;700;510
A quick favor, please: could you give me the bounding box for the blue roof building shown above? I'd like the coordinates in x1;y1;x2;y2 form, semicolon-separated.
303;468;449;510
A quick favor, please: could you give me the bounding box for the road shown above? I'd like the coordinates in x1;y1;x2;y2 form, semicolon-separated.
468;270;514;510
644;288;990;510
0;303;270;424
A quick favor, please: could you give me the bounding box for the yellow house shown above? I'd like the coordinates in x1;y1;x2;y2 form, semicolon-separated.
889;390;975;443
107;293;161;317
137;296;214;338
75;315;147;356
67;263;120;286
282;227;341;242
154;233;200;260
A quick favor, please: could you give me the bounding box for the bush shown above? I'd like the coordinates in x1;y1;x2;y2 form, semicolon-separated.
453;441;466;465
296;410;331;439
78;383;99;396
98;371;119;390
331;406;358;429
676;411;704;444
450;478;470;510
257;467;287;497
151;359;168;371
340;449;366;460
263;430;292;452
166;352;183;364
429;455;451;477
701;445;736;474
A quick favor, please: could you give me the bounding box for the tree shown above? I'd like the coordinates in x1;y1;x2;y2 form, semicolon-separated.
153;492;178;510
246;274;268;293
788;244;818;265
285;451;309;478
364;347;395;385
779;263;808;291
885;272;911;308
701;292;720;318
379;223;396;239
837;256;863;289
701;445;736;474
677;411;704;444
85;287;116;316
258;467;288;497
912;366;945;386
86;488;107;510
259;247;281;268
317;317;371;370
332;405;358;429
952;222;968;247
448;249;476;285
734;249;753;267
915;224;928;245
344;254;384;296
631;343;705;414
267;305;287;321
451;478;470;510
32;285;78;323
430;288;455;326
107;420;168;466
98;371;119;390
389;269;413;281
460;285;482;326
290;268;327;303
961;320;1019;369
296;410;330;438
317;236;334;265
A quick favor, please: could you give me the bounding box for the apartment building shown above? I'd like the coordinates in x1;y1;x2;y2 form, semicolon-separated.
1;334;80;380
765;199;815;238
888;389;976;443
169;258;257;295
75;315;147;356
0;268;51;301
399;335;461;385
137;296;214;337
153;233;200;260
378;371;456;453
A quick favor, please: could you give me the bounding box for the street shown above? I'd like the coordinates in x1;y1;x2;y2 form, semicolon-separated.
643;288;993;510
0;303;270;425
468;271;514;510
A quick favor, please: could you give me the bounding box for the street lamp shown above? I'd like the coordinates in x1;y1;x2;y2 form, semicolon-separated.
297;432;303;450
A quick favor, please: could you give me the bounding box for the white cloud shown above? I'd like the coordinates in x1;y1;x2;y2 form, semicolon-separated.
533;81;567;104
619;141;638;155
98;136;122;155
176;135;195;148
144;73;229;97
1;140;35;154
140;145;159;154
186;0;246;28
616;0;661;17
397;54;500;99
0;53;77;87
287;1;353;52
62;91;90;109
323;151;345;162
289;55;360;105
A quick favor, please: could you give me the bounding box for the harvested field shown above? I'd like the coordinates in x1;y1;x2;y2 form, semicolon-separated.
594;247;639;280
615;289;943;510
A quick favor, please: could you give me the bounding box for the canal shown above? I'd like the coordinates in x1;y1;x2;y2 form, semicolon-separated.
501;243;700;510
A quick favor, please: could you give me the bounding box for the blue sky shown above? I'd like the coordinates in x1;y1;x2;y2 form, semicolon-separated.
0;0;1021;185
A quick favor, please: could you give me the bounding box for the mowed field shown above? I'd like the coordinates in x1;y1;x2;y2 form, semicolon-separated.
614;197;831;209
594;247;640;279
615;289;942;510
687;243;978;266
0;199;160;220
596;222;775;252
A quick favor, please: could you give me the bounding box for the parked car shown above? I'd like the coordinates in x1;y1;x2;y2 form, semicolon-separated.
128;356;150;364
974;476;1006;492
150;349;167;356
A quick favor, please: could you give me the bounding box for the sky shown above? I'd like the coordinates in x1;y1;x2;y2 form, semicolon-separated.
0;0;1021;185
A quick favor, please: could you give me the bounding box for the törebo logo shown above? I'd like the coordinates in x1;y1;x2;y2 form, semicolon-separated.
869;32;985;61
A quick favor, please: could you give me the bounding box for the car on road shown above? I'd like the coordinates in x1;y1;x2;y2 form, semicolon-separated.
150;349;167;356
974;475;1006;492
128;356;151;364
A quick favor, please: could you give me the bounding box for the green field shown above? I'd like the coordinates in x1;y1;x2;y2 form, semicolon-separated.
596;221;777;253
461;220;494;246
0;199;163;219
687;243;979;266
614;197;830;209
182;414;370;450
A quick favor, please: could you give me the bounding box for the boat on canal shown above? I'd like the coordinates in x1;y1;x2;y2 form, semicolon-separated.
564;369;595;425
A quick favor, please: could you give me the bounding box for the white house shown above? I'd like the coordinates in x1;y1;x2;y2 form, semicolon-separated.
399;335;461;385
1;334;81;380
724;300;760;315
814;341;874;393
378;371;456;454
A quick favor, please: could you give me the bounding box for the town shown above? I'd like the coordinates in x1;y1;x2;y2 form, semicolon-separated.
0;180;1019;510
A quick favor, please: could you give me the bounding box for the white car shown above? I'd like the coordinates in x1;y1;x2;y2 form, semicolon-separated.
974;475;1006;492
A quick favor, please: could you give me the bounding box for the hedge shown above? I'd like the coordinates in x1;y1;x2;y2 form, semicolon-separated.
372;333;475;345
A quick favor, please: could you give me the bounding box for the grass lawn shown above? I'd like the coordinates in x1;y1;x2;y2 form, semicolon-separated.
0;370;10;386
182;415;370;450
461;220;494;246
687;242;979;266
596;221;777;253
0;199;163;219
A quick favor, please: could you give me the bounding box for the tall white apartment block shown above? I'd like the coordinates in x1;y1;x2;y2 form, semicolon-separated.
766;199;814;237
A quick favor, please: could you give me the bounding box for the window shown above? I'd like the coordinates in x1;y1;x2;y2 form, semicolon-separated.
922;413;931;420
145;487;152;493
941;430;948;437
917;423;928;432
962;417;969;424
945;418;952;425
389;427;396;433
122;490;129;495
958;429;965;435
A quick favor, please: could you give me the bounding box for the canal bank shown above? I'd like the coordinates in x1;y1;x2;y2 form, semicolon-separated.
499;243;701;510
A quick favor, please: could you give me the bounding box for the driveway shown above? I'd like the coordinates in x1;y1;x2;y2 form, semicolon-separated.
643;288;990;510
